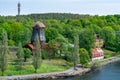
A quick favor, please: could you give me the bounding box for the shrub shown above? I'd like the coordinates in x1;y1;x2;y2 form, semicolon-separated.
79;48;90;67
23;48;32;62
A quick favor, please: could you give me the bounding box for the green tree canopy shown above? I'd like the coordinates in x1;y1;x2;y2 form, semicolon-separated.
79;48;90;67
100;26;115;50
0;29;9;76
79;28;95;52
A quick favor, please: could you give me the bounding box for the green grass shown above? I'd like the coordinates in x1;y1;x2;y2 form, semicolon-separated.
0;59;71;76
103;49;116;58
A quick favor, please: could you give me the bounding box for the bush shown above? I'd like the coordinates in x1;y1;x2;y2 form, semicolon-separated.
62;52;73;62
41;49;49;59
8;39;15;46
79;48;90;66
90;61;101;71
23;48;32;62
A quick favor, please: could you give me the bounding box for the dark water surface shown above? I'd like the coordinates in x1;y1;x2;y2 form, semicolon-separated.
56;62;120;80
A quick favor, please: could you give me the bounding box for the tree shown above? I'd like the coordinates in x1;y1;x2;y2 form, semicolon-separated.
48;39;59;58
8;21;25;45
0;29;9;76
79;28;95;52
48;34;70;59
100;26;115;50
115;31;120;52
67;20;82;29
62;24;74;42
16;42;24;74
79;48;90;67
45;27;59;42
16;28;32;46
80;18;91;28
54;35;68;54
32;34;42;73
73;34;79;70
89;24;102;34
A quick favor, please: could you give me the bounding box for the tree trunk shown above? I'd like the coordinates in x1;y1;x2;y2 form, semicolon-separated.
35;69;37;73
2;70;4;76
24;57;27;62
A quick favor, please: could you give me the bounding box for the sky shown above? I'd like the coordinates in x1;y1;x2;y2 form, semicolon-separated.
0;0;120;16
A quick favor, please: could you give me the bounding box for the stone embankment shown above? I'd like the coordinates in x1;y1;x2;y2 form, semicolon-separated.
100;56;120;66
0;68;90;80
0;56;120;80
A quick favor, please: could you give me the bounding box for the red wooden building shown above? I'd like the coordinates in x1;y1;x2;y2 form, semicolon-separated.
91;34;104;60
92;48;104;60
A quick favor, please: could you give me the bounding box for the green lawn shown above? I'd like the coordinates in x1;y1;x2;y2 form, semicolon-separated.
103;49;117;58
1;59;71;76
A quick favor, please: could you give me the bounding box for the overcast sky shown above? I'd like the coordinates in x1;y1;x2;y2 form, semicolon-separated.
0;0;120;16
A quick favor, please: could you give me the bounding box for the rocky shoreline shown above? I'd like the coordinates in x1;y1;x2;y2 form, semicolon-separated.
0;68;91;80
0;57;120;80
100;57;120;66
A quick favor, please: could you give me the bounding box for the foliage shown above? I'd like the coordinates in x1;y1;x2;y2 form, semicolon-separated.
79;28;95;52
48;34;69;57
45;27;59;42
79;48;90;67
41;49;49;59
24;13;90;20
63;50;73;62
0;29;9;76
73;34;79;69
22;28;32;45
115;31;120;52
0;14;120;52
90;61;102;71
2;59;70;76
8;39;15;46
0;13;120;76
100;26;115;50
23;48;32;62
103;49;116;58
16;42;24;74
0;13;120;63
32;34;42;73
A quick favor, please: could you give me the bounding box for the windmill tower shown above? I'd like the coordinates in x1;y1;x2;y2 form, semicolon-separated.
24;21;46;51
31;21;46;46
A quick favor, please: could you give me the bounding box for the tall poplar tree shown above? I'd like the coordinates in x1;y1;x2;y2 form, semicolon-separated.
32;34;42;73
0;29;9;76
16;42;24;74
73;34;79;70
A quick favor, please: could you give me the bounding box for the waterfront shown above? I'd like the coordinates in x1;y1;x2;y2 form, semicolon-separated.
56;61;120;80
0;57;120;80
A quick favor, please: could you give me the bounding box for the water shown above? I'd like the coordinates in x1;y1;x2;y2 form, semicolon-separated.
56;62;120;80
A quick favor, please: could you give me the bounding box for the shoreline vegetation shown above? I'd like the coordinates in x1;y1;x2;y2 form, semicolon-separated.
0;14;120;79
0;56;120;80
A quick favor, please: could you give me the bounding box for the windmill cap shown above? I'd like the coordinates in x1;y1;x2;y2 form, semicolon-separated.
33;21;45;28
